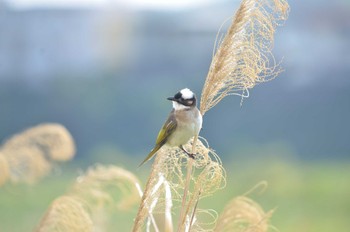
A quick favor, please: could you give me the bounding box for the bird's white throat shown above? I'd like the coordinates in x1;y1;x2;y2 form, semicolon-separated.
173;101;190;110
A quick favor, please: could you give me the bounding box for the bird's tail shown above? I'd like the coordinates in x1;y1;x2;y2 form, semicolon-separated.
138;144;162;167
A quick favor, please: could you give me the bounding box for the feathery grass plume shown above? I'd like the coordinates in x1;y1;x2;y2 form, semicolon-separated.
214;196;273;232
3;146;51;184
0;152;9;186
36;196;93;232
69;164;141;211
68;165;142;231
133;138;226;232
0;123;76;184
36;165;141;232
200;0;289;115
1;123;75;161
134;0;289;230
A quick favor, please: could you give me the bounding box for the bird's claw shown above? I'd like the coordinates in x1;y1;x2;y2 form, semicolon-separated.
180;145;196;159
187;153;196;159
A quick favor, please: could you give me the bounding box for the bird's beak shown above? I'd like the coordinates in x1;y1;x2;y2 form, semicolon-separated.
167;97;175;101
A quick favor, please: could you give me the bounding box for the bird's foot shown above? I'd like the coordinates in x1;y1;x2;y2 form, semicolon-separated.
180;145;196;159
187;153;196;159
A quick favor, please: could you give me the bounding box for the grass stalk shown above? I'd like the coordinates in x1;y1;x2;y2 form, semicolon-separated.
177;135;198;231
132;0;289;230
132;150;163;232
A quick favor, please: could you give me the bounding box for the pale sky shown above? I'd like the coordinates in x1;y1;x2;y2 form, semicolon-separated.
5;0;216;10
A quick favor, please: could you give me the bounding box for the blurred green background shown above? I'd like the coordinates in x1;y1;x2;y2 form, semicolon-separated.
0;0;349;231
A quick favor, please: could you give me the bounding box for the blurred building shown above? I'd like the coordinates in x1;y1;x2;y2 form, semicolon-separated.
0;0;349;160
0;4;132;81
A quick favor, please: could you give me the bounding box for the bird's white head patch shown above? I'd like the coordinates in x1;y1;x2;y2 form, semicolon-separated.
180;88;194;100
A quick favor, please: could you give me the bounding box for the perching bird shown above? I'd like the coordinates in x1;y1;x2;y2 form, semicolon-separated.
139;88;203;166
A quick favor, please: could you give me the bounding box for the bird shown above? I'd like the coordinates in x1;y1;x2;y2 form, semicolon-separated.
139;88;203;166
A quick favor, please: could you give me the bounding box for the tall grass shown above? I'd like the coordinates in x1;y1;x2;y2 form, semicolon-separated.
36;165;141;231
201;0;289;113
3;0;289;231
214;195;273;232
134;0;289;231
0;123;75;185
133;138;226;231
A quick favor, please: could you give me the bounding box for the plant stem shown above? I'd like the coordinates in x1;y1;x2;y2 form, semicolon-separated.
132;153;162;232
177;135;198;231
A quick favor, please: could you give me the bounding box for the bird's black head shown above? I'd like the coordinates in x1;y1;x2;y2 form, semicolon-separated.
167;88;196;107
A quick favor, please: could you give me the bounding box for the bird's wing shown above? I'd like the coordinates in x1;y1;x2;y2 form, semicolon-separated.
139;110;177;167
155;111;177;146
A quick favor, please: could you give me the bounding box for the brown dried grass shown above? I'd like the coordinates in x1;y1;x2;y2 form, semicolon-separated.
69;164;142;211
0;152;9;186
132;138;226;232
0;123;75;184
36;165;141;232
1;123;75;161
36;196;93;232
3;146;51;184
200;0;289;115
133;0;289;231
34;0;289;231
214;196;273;232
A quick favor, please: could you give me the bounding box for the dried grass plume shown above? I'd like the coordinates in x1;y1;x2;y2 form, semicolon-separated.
0;153;9;186
36;165;142;232
214;196;273;232
132;138;226;232
36;196;93;232
133;0;289;230
2;123;75;161
200;0;289;115
69;165;142;211
0;123;76;184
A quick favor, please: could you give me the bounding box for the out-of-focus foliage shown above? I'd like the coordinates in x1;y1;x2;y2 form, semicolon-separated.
36;196;93;232
214;196;272;232
0;123;75;185
0;0;349;231
36;165;141;232
0;0;349;161
0;157;349;232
